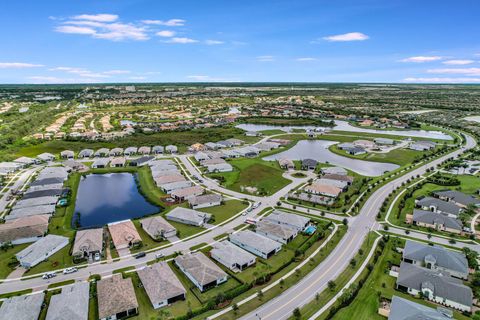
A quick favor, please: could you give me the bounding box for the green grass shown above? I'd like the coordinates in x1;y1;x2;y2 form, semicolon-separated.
197;199;248;224
47;279;75;289
0;288;32;299
0;243;29;279
210;158;291;196
331;238;470;320
189;242;209;251
131;219;168;253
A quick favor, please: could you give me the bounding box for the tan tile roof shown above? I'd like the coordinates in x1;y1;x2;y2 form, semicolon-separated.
0;214;49;243
140;216;176;239
97;274;138;319
137;262;185;305
108;220;141;248
72;228;103;255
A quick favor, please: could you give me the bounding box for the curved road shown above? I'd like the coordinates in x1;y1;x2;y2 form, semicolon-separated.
238;134;476;320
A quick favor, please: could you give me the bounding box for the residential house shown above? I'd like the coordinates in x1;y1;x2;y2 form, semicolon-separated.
188;194;222;209
301;158;318;170
416;197;462;217
152;145;164;154
140;216;177;240
409;141;436;151
304;183;342;198
94;148;110;157
278;158;295;170
108;220;142;250
343;146;366;155
165;207;211;227
194;152;209;162
315;178;349;190
170;186;204;201
322;174;354;185
165;145;178;154
97;274;139;320
7;204;56;220
138;146;151;155
72;228;104;261
396;262;472;312
0;292;45;320
159;180;193;193
174;252;228;292
190;143;206;152
124;146;138;156
263;211;310;231
37;152;56;162
229;230;282;259
255;220;298;244
411;209;463;234
92;158;110;168
46;282;90;320
110;157;126;167
387;295;453;320
0;214;49;245
129;156;154;167
137;262;186;309
109;148;124;156
432;190;480;208
78;149;94;158
353;139;376;149
211;241;256;272
402;240;469;279
16;234;69;268
206;163;233;173
374;138;395;145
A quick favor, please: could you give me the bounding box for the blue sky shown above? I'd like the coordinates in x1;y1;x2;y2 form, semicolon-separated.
1;0;479;83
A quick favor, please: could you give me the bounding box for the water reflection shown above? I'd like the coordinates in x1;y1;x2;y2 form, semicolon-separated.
263;140;399;177
74;173;160;228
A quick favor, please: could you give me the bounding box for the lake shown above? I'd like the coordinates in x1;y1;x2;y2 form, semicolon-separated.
74;173;160;228
236;120;452;140
464;116;480;123
263;140;399;177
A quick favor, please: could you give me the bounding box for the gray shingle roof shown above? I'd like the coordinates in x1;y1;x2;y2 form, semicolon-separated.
397;262;472;307
97;274;138;319
16;234;69;266
46;282;90;320
264;211;310;230
0;292;45;320
229;230;282;254
137;262;185;306
256;220;297;240
388;295;453;320
413;209;463;230
416;197;462;216
433;190;480;207
175;252;227;286
211;241;256;267
403;240;468;276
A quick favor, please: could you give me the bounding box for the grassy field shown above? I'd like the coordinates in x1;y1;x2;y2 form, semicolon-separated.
209;158;291;196
329;144;432;166
331;238;470;320
198;199;248;224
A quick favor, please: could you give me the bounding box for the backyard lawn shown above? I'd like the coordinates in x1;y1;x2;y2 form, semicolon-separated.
198;199;249;224
210;158;291;196
0;243;29;279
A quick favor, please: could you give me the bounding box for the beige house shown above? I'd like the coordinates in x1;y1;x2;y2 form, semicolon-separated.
108;220;142;250
97;274;139;320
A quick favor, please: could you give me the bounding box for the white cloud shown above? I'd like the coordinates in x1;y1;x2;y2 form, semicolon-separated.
27;76;102;84
72;14;118;22
55;14;149;41
166;37;198;44
399;56;442;63
156;30;176;37
55;25;96;35
296;57;317;61
442;59;475;65
256;55;275;62
322;32;369;42
404;77;480;83
186;75;239;82
129;76;146;80
205;40;224;45
50;66;110;78
141;19;185;26
426;67;480;76
0;62;44;69
103;70;131;75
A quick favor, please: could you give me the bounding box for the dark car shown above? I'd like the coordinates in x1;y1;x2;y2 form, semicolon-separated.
134;252;146;259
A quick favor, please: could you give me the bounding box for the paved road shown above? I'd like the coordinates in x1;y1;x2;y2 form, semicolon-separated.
238;134;476;320
0;158;314;294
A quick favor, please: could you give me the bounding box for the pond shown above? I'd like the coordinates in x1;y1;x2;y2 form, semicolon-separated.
73;173;160;228
263;140;399;177
236;120;452;140
464;116;480;123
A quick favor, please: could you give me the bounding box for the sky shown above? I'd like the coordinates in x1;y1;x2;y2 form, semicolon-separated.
1;0;480;84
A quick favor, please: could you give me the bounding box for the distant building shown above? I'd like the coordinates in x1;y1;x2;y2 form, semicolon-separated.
301;158;318;170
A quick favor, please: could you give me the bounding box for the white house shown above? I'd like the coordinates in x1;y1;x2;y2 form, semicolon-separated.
16;234;69;268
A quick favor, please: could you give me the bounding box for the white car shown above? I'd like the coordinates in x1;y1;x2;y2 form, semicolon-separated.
42;272;56;280
155;253;164;259
94;252;101;261
63;267;78;274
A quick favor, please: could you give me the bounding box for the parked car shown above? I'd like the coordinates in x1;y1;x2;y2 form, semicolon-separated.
135;252;146;259
42;272;56;280
94;252;101;261
155;253;164;259
63;267;77;274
